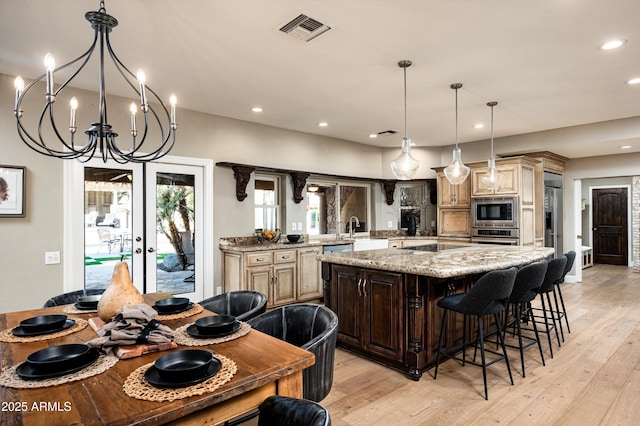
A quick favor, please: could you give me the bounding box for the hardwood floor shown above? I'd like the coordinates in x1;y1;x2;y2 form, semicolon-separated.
323;264;640;425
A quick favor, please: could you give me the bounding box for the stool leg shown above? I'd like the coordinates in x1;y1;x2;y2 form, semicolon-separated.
477;315;488;400
528;301;546;367
552;287;565;342
545;292;561;347
494;312;514;386
434;309;448;379
514;303;525;377
540;294;554;358
557;284;571;333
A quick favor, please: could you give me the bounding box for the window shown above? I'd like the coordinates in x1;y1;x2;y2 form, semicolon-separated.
254;176;279;231
306;181;369;237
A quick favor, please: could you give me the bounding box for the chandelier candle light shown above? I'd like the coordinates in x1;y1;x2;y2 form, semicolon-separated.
12;0;177;163
390;60;420;180
480;101;504;190
443;83;470;185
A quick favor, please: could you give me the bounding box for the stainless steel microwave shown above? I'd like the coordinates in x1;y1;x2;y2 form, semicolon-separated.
472;196;518;228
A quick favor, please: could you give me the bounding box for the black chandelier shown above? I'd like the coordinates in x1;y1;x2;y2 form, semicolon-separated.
12;0;177;163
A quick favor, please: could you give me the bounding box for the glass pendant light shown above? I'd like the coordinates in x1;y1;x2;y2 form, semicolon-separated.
390;60;419;180
443;83;470;185
480;101;504;190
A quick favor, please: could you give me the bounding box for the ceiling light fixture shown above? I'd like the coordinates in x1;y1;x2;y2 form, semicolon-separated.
390;60;419;180
251;107;263;112
480;101;504;191
318;122;328;127
626;78;640;85
444;83;470;185
474;123;484;129
12;0;177;163
620;145;632;149
599;39;627;50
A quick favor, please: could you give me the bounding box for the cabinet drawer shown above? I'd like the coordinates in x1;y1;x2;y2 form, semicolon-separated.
246;252;273;266
274;250;296;264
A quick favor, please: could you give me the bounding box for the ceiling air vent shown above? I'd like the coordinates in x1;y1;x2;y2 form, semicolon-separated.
279;14;331;42
377;130;398;135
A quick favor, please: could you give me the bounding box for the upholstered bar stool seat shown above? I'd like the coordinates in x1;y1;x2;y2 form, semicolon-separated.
434;267;517;400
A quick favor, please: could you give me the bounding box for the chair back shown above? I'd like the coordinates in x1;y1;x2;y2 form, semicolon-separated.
199;291;267;321
556;251;576;284
539;256;567;293
248;304;338;402
455;267;517;316
43;288;105;308
258;395;331;426
509;261;548;304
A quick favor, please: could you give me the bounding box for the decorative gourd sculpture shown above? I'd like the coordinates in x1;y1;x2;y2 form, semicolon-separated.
97;261;144;322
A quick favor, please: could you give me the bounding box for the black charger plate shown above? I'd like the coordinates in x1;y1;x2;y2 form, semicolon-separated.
12;319;75;337
16;348;100;380
144;357;221;388
73;302;98;311
153;302;194;315
187;321;241;339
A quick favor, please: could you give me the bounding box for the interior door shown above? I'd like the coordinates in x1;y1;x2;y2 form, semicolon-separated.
592;188;628;265
144;163;204;300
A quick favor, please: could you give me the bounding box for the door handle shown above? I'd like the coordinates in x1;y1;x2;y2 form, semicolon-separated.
147;247;155;253
135;248;142;254
357;278;362;296
361;279;367;297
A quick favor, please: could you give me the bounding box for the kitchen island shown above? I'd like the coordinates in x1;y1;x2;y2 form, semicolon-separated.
318;242;554;380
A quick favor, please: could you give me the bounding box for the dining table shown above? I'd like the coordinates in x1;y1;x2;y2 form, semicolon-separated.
0;293;315;425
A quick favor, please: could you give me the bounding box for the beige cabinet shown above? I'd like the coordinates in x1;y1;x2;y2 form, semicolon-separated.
437;171;470;207
438;209;471;238
297;247;323;301
222;246;322;307
432;168;472;237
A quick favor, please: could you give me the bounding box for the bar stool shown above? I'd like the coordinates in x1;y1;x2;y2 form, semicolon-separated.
434;267;517;400
531;256;567;358
502;261;548;377
553;251;576;340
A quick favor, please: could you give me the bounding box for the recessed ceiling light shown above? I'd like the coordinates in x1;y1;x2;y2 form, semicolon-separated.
368;133;378;138
474;123;484;129
599;39;627;50
620;145;632;149
626;78;640;85
318;122;328;127
251;107;263;113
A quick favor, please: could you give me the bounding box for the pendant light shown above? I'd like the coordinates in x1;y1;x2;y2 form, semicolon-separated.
390;60;419;180
443;83;470;185
480;101;504;190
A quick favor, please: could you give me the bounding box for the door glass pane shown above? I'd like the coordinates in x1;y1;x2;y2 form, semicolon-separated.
84;167;133;291
155;172;196;295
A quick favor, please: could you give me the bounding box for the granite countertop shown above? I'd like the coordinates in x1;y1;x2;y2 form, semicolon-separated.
219;237;354;252
316;242;555;278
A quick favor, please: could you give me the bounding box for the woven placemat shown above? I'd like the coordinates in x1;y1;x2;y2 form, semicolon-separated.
173;321;251;346
63;305;97;314
0;318;88;343
123;351;237;402
155;303;204;321
0;353;118;389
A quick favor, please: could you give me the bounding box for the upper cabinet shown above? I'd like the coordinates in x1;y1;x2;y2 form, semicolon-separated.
435;170;471;208
470;157;537;201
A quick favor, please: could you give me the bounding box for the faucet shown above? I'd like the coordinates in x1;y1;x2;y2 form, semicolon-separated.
349;216;360;239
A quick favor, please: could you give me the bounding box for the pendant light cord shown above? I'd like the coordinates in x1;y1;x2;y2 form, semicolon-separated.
487;101;498;159
403;65;408;139
455;86;459;148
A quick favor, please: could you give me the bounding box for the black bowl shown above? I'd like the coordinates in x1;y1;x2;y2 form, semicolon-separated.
286;234;301;243
195;315;237;335
154;349;213;381
155;297;190;313
76;295;101;308
20;314;68;333
26;344;91;373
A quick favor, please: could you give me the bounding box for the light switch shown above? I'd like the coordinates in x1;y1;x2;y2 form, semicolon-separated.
297;222;302;231
388;220;394;228
45;251;60;265
292;223;297;231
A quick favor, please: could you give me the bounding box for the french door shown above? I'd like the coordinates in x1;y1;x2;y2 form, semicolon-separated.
65;157;210;301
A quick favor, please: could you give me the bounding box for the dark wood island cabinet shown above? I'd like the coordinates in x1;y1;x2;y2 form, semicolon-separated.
320;243;554;380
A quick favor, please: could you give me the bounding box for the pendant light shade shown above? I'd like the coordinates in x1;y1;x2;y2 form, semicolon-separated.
480;101;504;190
390;60;419;180
443;83;470;185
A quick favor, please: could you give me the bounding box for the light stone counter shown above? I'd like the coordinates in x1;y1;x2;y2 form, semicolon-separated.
317;242;555;278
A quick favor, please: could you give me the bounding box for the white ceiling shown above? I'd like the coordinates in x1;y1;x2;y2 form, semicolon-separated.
2;0;640;159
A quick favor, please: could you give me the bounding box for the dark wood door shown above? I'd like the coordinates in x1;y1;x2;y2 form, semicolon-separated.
592;188;628;265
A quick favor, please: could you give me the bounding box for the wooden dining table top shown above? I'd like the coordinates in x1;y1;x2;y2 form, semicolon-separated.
0;293;315;425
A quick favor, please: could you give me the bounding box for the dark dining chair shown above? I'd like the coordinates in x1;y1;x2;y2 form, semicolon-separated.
198;290;267;322
43;288;105;308
248;304;338;402
434;267;517;400
258;395;331;426
553;250;576;339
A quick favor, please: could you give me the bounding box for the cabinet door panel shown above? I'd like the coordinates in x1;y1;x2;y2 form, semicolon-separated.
246;266;272;305
273;264;297;306
332;266;361;347
363;270;403;361
297;248;322;301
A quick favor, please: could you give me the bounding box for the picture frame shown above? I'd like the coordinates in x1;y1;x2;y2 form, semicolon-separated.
0;165;26;218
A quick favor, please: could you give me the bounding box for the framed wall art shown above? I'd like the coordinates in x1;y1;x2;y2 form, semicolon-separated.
0;165;26;218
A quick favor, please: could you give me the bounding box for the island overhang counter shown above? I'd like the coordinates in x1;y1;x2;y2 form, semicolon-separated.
318;243;555;380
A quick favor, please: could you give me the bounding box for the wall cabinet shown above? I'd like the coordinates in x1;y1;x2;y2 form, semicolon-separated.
222;246;322;307
437;171;470;207
432;169;472;237
328;264;404;363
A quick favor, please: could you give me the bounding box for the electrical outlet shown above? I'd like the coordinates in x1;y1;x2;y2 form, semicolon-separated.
297;222;302;231
45;251;60;265
292;223;297;231
388;220;394;228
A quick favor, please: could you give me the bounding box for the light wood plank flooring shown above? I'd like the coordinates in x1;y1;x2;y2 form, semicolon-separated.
322;264;640;425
